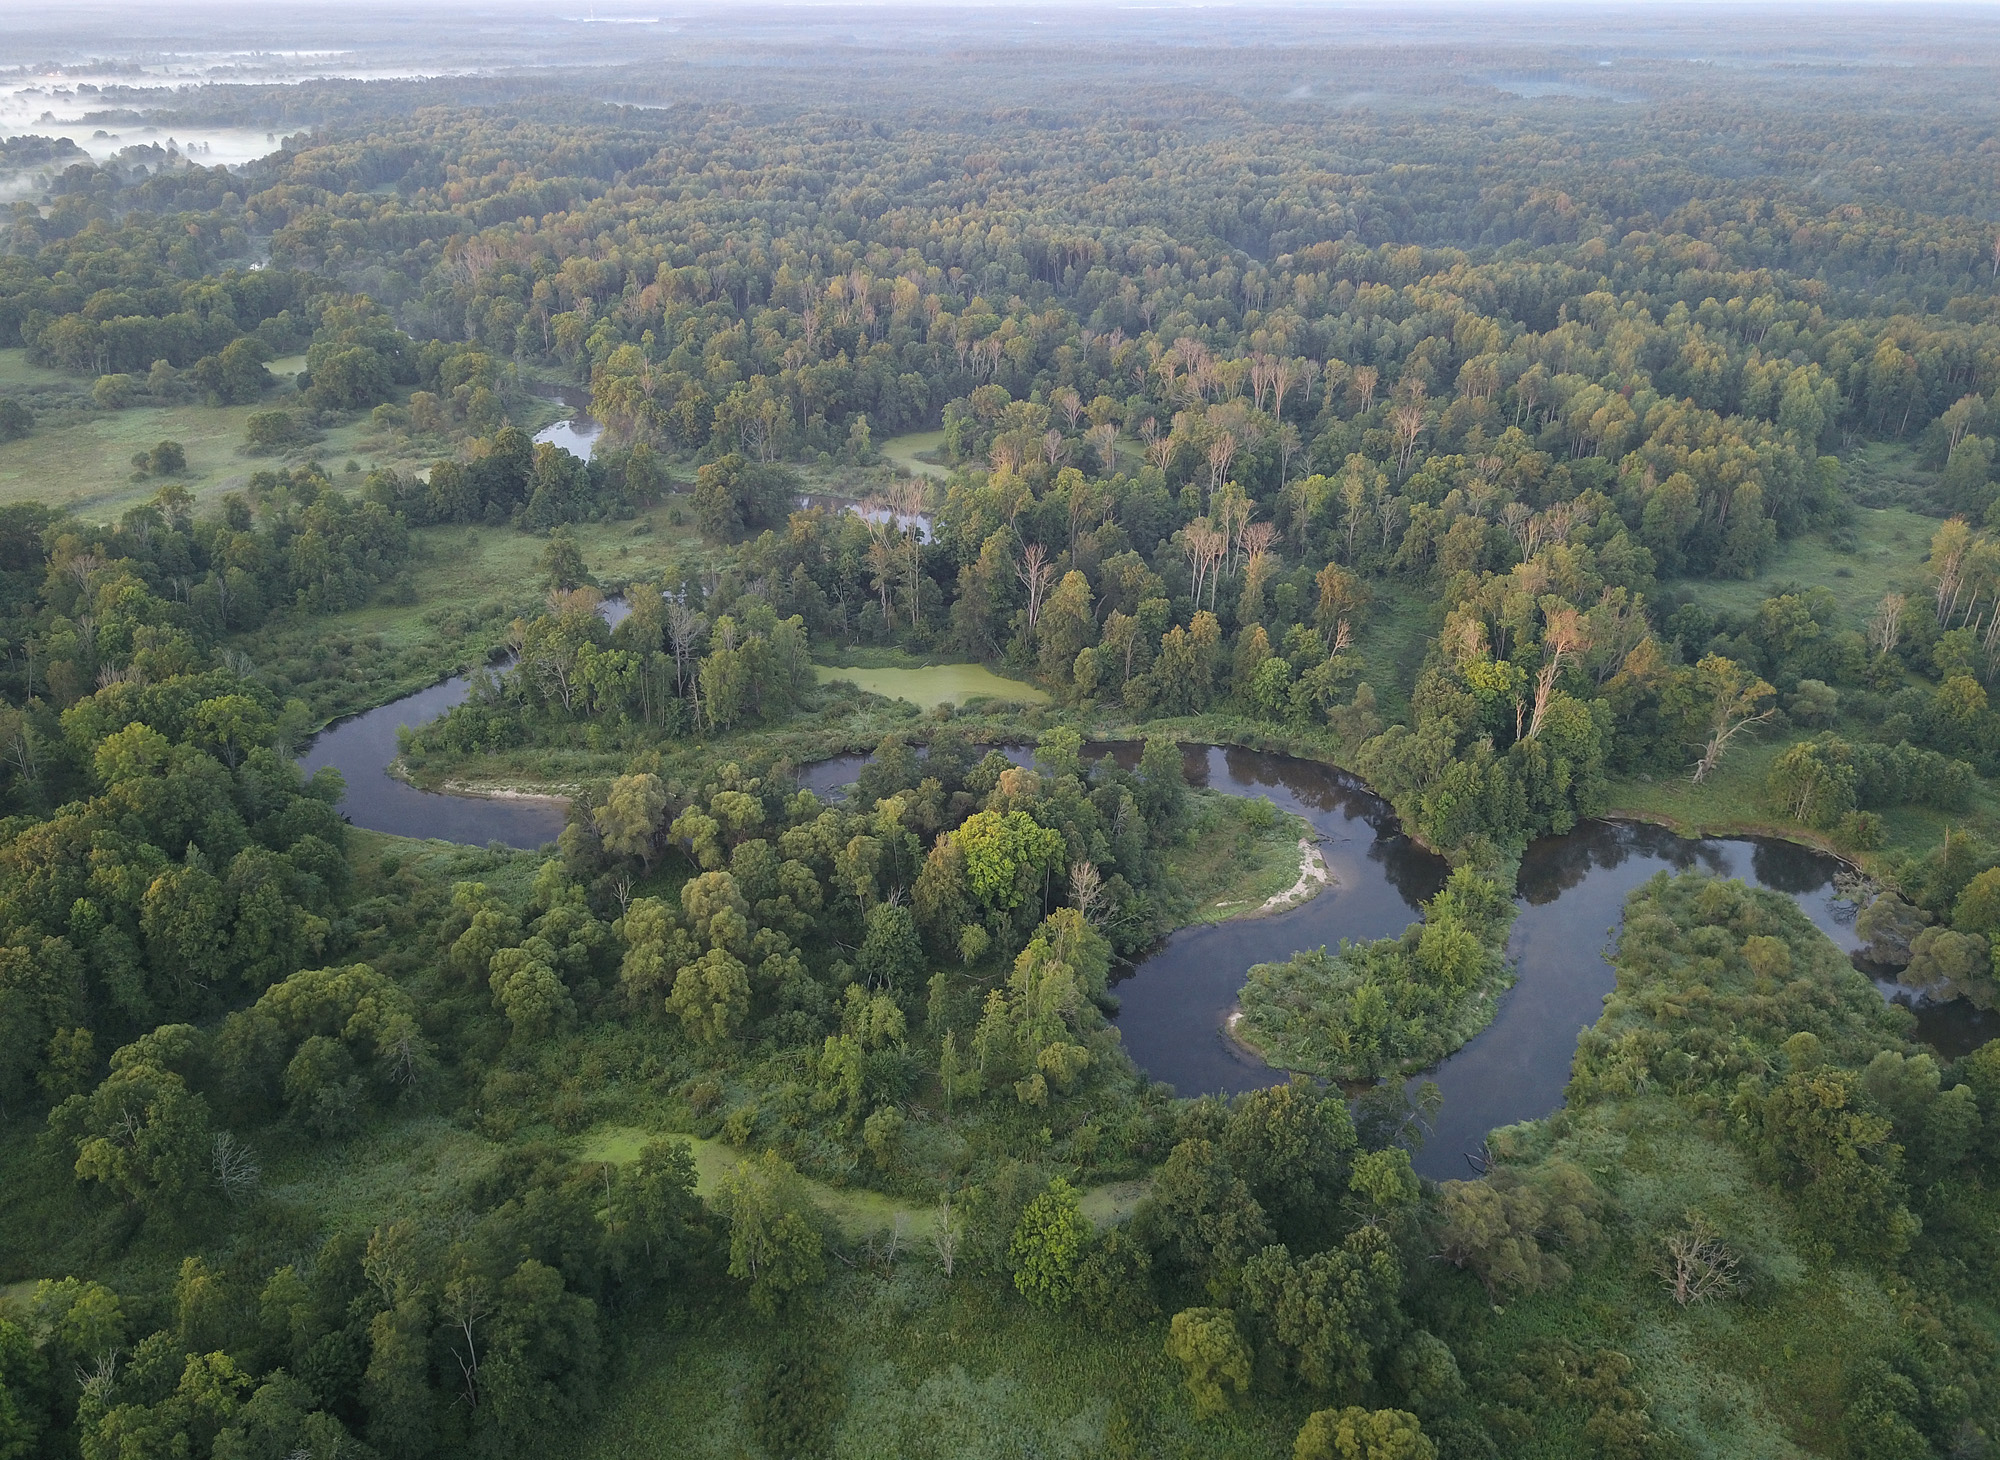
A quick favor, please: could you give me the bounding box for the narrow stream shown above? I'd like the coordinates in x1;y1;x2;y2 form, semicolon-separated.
301;693;1986;1178
529;383;602;461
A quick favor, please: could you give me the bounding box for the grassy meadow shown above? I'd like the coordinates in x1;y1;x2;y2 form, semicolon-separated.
1667;502;1936;632
879;428;951;480
811;661;1050;708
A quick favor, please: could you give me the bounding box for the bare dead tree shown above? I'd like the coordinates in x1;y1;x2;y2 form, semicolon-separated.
1088;421;1119;474
1206;431;1238;502
1526;608;1591;739
1182;521;1225;610
665;598;708;697
1931;519;1975;627
1862;591;1906;658
1053;386;1084;430
443;1272;495;1410
1070;859;1107;925
1017;542;1055;630
212;1132;260;1202
1351;365;1379;413
65;553;104;595
1392;401;1425;478
1693;661;1776;784
1657;1215;1739;1307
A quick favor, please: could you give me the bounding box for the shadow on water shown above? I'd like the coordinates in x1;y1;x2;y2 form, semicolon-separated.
293;594;635;850
303;700;1989;1172
1413;822;1868;1180
801;744;1984;1177
297;676;567;849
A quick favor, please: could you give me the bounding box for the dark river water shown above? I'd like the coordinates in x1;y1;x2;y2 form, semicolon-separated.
301;699;1988;1178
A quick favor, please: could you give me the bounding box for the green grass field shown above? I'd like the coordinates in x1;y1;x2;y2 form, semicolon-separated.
1354;579;1437;724
1168;790;1317;923
575;1125;1150;1241
879;428;950;480
578;1266;1302;1460
0;351;72;389
1602;726;2000;868
0;348;437;521
1667;505;1935;632
0;348;596;525
812;662;1050;707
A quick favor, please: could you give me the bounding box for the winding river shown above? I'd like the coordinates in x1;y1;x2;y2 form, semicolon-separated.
301;698;1987;1179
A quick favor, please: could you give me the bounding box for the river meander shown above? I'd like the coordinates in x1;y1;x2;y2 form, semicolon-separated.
301;694;1987;1179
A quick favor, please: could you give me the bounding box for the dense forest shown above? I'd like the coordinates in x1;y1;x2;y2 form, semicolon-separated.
6;9;2000;1458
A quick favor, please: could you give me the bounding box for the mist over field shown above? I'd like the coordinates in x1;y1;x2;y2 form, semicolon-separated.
3;7;2000;1460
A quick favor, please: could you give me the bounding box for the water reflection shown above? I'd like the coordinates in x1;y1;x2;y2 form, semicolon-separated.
809;744;1982;1177
298;700;1991;1170
796;495;933;541
296;676;565;849
1416;822;1864;1179
533;415;602;462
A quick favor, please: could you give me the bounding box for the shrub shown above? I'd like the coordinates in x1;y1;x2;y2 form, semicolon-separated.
246;410;301;450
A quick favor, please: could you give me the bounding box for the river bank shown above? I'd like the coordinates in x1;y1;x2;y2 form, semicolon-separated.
302;683;1988;1179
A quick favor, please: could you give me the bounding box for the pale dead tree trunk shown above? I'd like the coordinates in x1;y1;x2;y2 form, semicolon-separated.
1207;432;1238;502
1300;358;1321;411
1693;673;1775;784
1070;860;1106;925
1352;365;1378;413
1272;357;1293;420
1931;520;1974;627
1657;1219;1739;1306
1043;429;1067;467
1249;355;1272;412
1526;609;1590;739
66;553;103;596
1392;402;1425;478
1224;492;1254;576
211;1132;260;1202
666;599;706;695
1379;494;1404;552
1514;373;1542;428
1182;527;1208;610
443;1276;494;1410
868;531;896;626
1067;480;1094;559
1088;422;1119;474
1018;542;1054;630
1277;422;1300;488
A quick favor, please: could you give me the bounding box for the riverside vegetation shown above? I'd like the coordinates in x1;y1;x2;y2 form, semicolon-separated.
9;11;2000;1458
